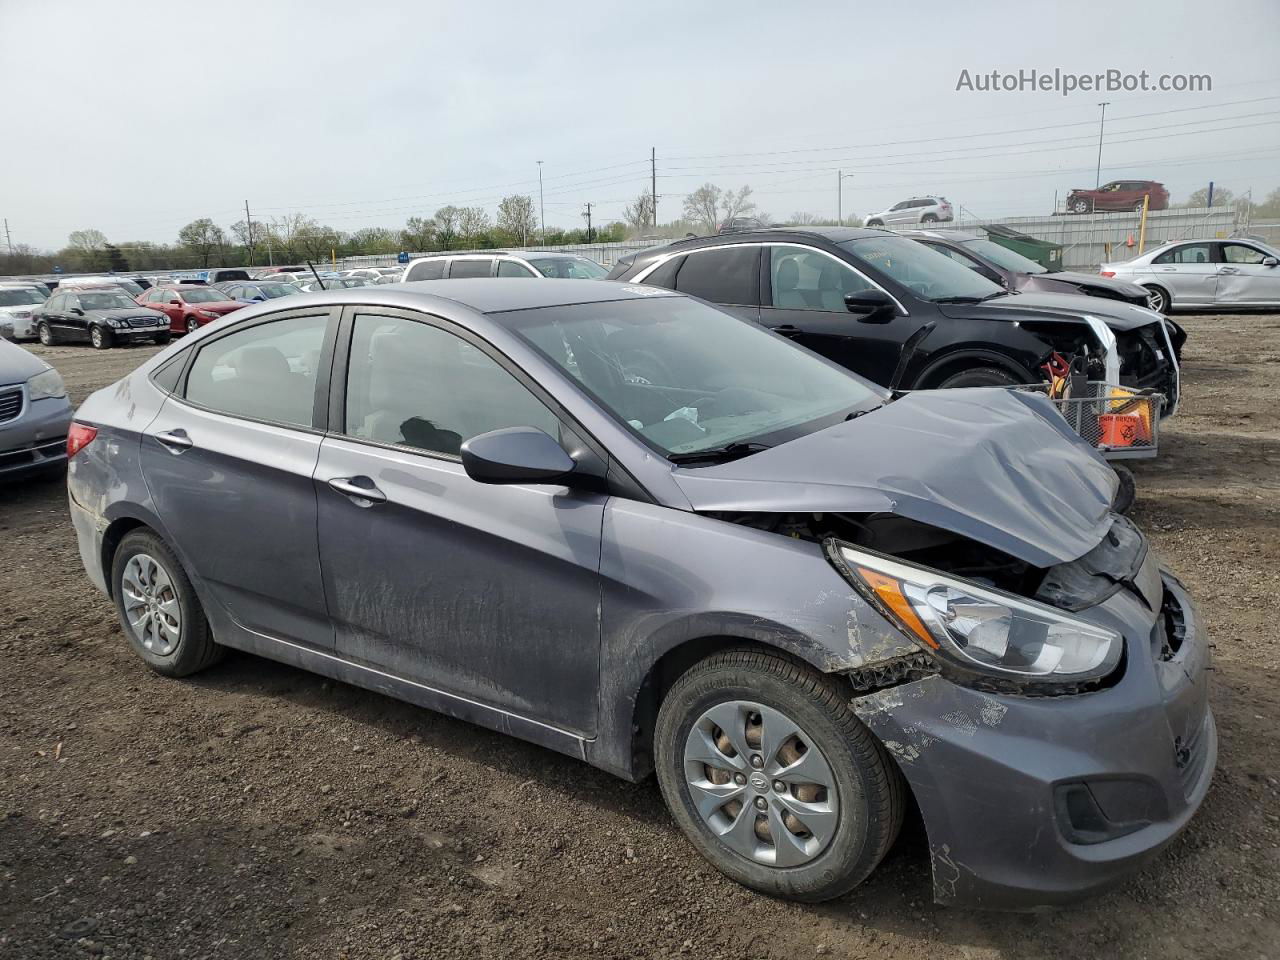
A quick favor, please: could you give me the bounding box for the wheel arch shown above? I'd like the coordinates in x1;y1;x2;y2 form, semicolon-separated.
912;348;1037;390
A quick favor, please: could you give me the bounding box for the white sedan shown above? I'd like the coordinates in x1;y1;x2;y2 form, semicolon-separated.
1103;237;1280;313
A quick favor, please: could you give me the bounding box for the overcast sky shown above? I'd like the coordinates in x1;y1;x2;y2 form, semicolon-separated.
2;0;1278;251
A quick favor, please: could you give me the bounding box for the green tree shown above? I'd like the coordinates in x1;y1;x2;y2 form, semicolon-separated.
104;244;130;272
67;229;109;270
350;227;400;255
401;216;436;252
432;206;462;250
496;195;537;244
178;218;226;267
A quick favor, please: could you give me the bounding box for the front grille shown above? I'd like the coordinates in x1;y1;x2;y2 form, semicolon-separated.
126;316;159;328
1175;713;1210;799
0;387;22;423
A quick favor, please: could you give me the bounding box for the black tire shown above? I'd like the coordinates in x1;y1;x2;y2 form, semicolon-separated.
654;648;905;903
1145;285;1171;315
1111;464;1136;515
186;317;199;335
110;529;223;678
1070;198;1091;214
90;325;113;350
936;366;1022;389
920;213;939;223
37;322;54;346
865;219;884;228
154;333;171;345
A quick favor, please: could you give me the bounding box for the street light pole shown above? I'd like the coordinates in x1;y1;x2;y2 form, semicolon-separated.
837;171;854;225
1095;102;1110;189
536;161;545;242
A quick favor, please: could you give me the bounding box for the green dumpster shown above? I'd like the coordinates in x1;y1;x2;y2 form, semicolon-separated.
982;224;1064;271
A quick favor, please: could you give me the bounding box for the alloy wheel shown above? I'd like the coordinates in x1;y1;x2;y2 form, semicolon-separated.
38;323;52;345
120;553;182;656
1147;287;1167;312
683;700;839;867
91;327;103;348
187;318;199;334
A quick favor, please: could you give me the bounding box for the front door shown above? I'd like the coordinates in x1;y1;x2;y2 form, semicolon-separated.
140;308;336;649
1217;242;1280;305
758;244;909;383
1150;242;1217;307
314;308;605;735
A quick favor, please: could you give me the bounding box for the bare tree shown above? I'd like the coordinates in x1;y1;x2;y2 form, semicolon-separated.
623;190;655;231
178;218;226;268
719;186;755;224
682;183;755;234
458;207;491;245
1184;186;1234;208
67;229;108;270
788;211;821;225
496;195;537;244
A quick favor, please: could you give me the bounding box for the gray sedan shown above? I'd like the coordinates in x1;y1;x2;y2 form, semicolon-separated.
0;338;72;478
65;280;1213;908
1103;238;1280;313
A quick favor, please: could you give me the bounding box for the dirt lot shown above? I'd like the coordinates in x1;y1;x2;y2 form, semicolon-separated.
2;316;1278;960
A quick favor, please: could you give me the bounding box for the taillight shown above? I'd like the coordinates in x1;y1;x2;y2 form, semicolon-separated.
67;423;98;459
1100;271;1116;278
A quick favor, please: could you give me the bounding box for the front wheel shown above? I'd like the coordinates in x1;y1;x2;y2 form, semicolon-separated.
37;322;54;346
937;366;1022;389
186;317;199;335
654;649;904;902
111;529;223;677
865;219;884;227
154;333;171;345
920;213;938;223
1070;198;1091;214
90;325;112;350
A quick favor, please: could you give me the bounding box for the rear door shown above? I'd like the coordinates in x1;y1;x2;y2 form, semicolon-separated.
313;307;605;734
1151;242;1217;307
759;243;907;381
446;257;495;278
1217;242;1280;305
140;307;338;650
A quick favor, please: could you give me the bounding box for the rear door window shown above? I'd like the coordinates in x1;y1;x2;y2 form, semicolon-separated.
1154;244;1213;265
673;246;758;304
448;258;494;279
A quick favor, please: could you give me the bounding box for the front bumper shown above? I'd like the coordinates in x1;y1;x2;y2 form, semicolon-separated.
113;325;167;342
853;571;1213;910
0;395;73;477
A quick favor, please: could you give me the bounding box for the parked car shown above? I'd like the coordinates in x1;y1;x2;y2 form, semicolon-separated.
67;279;1212;908
904;230;1186;357
0;339;72;478
1066;180;1169;215
212;280;303;304
718;216;773;234
339;267;403;283
401;251;608;282
298;277;368;292
864;196;952;227
0;284;48;340
57;276;147;297
607;229;1180;412
1102;238;1280;313
36;289;169;348
203;268;252;285
136;285;245;335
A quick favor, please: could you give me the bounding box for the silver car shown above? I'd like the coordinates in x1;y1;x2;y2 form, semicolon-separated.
66;280;1213;909
0;338;72;478
864;196;954;228
1103;238;1280;313
400;250;608;282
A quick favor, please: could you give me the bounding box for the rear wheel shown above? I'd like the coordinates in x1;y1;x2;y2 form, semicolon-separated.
654;649;904;902
111;529;223;677
937;366;1021;389
1145;285;1170;314
90;325;112;350
37;322;54;346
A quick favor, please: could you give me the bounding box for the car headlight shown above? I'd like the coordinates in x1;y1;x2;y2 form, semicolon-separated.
197;309;219;319
27;366;66;401
825;541;1122;684
110;318;129;328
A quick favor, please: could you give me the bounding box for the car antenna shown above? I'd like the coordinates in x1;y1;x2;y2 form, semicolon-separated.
306;260;324;287
888;321;936;395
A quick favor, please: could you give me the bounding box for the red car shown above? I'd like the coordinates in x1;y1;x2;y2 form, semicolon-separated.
1066;180;1169;214
135;285;244;335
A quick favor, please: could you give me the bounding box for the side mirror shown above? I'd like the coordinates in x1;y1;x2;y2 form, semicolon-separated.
461;426;575;485
844;289;896;323
70;307;84;315
1263;256;1278;267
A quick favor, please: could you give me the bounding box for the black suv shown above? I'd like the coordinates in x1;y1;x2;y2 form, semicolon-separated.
607;228;1179;410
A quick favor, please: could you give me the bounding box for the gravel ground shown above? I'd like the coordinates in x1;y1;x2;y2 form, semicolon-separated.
1;316;1278;960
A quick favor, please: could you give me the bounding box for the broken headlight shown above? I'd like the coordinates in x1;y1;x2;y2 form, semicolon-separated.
826;541;1122;684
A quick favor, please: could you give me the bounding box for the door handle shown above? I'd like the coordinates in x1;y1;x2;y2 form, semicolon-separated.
1157;267;1176;272
1218;267;1239;275
155;429;193;452
772;324;802;337
328;476;387;505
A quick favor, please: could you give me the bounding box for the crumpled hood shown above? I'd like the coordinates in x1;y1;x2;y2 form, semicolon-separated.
938;291;1162;332
673;388;1117;567
1039;270;1149;299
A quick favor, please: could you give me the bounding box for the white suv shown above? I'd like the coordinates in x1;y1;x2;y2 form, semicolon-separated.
864;196;953;227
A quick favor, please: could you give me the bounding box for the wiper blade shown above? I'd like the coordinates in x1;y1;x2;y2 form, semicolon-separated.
668;441;772;466
931;295;984;304
844;404;884;421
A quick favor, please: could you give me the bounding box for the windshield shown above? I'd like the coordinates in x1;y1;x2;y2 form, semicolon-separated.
505;297;885;457
112;279;144;295
0;289;43;306
960;237;1047;275
528;257;608;279
180;288;229;303
259;283;298;298
79;292;137;310
840;235;1004;301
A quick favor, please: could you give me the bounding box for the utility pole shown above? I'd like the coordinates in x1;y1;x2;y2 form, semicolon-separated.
1095;102;1110;189
244;201;254;267
3;218;11;256
837;171;854;225
583;202;593;243
536;161;545;242
651;147;658;230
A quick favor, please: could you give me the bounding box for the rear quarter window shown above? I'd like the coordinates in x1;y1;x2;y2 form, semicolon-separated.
406;260;445;281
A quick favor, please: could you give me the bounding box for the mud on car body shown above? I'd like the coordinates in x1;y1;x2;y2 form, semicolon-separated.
65;280;1212;909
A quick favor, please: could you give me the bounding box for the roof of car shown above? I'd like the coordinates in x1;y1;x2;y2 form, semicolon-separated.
652;226;889;253
408;250;590;261
303;277;680;314
899;229;982;242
